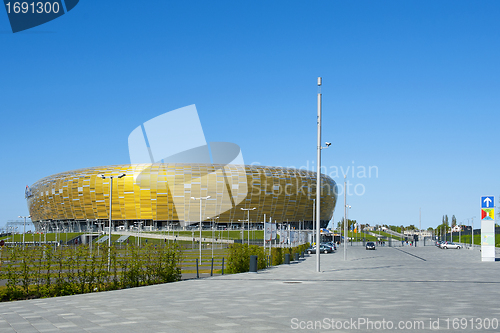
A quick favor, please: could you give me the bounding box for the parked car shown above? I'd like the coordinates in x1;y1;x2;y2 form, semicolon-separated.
306;245;333;254
366;242;376;250
321;242;337;250
321;243;336;252
440;242;461;249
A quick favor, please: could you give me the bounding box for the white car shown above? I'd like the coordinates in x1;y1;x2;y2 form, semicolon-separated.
440;242;461;249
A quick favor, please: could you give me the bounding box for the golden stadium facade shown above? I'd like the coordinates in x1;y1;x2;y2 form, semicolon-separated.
27;163;337;231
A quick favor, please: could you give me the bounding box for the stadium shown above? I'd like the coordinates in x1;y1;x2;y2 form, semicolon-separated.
26;163;337;232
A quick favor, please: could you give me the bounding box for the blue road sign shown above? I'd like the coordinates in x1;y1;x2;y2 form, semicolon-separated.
481;196;495;208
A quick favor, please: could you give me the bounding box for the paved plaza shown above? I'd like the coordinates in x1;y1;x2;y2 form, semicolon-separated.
0;245;499;332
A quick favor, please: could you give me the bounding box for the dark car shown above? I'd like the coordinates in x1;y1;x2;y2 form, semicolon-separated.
366;242;376;250
306;245;333;254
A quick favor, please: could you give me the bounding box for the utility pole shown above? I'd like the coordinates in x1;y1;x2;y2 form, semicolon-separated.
344;175;347;261
313;77;330;272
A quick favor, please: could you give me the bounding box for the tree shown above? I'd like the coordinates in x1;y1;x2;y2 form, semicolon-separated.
337;219;357;231
451;215;457;227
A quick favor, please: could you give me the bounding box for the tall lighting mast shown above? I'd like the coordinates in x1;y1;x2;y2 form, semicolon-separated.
316;77;331;272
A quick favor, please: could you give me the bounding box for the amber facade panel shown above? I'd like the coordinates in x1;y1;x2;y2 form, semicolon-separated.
27;164;337;228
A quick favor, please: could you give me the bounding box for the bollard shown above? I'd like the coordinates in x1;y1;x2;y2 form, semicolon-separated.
221;257;224;275
294;253;300;261
249;255;258;273
284;253;290;264
300;251;304;258
210;257;214;276
196;258;199;279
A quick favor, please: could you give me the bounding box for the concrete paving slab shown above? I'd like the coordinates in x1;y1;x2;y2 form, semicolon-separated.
0;246;499;332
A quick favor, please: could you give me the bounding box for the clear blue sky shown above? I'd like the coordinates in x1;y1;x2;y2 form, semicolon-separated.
1;0;499;230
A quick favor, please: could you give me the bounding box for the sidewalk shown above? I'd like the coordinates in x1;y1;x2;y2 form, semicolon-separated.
0;246;499;332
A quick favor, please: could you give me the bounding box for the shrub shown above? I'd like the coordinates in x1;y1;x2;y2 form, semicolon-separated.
271;247;283;266
226;243;250;274
0;242;181;301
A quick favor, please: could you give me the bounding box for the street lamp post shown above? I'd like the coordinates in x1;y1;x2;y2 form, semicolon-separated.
86;219;94;256
18;215;30;249
38;221;42;245
238;220;245;242
191;196;211;262
208;216;219;258
134;221;143;246
469;216;476;249
347;205;352;247
99;173;126;271
95;221;104;256
315;77;331;272
419;207;421;246
241;208;256;246
312;199;315;245
343;175;347;260
238;219;248;244
55;224;59;250
459;221;462;244
42;222;47;244
471;218;474;248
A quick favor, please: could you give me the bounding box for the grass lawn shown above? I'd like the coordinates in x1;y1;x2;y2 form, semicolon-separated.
148;230;265;240
181;248;228;274
345;231;378;242
451;234;500;247
378;231;403;241
1;232;83;243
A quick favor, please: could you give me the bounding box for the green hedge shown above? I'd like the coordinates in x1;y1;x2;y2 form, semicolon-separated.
226;244;267;274
0;243;182;301
227;243;310;274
